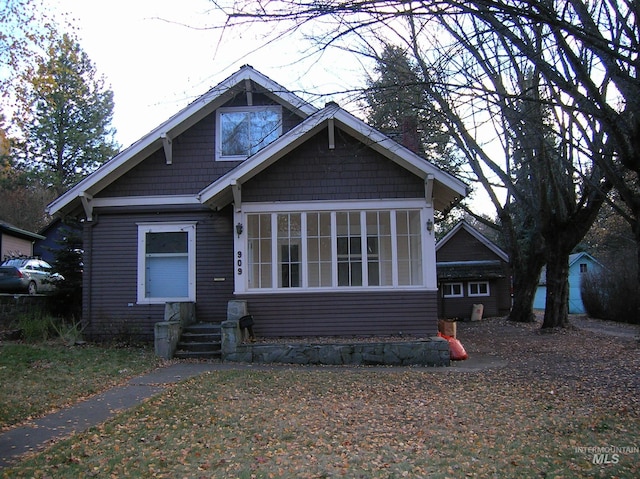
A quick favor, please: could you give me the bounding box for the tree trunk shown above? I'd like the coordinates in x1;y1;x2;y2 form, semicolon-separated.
541;247;570;328
508;270;540;323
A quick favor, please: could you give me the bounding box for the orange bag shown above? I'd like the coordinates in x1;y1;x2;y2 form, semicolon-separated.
438;332;468;361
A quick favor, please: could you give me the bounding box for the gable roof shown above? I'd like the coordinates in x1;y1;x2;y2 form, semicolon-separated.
199;102;468;212
436;221;508;262
47;66;318;218
48;66;467;217
569;252;601;268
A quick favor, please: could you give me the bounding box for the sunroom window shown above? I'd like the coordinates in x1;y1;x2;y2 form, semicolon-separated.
217;106;282;160
137;223;196;303
246;209;424;291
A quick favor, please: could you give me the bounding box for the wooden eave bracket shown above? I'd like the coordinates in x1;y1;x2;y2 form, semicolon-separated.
328;118;335;150
231;180;242;213
425;174;434;207
80;192;94;221
161;133;172;165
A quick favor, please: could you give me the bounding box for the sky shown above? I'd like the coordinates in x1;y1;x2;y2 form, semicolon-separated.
51;0;495;216
53;0;365;148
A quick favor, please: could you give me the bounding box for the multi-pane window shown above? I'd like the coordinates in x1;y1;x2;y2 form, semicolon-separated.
468;281;490;297
246;209;424;290
277;213;301;288
442;283;464;298
247;214;273;289
137;223;196;303
396;210;423;285
217;107;282;160
366;211;393;286
307;213;332;287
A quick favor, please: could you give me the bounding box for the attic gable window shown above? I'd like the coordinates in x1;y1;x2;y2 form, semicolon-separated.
217;106;282;160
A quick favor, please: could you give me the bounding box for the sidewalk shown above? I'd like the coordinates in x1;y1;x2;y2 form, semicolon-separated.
0;362;224;468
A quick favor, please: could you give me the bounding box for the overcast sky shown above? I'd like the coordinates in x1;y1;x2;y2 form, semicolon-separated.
53;0;364;148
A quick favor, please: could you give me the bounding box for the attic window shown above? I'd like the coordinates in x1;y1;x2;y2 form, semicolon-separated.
216;106;282;160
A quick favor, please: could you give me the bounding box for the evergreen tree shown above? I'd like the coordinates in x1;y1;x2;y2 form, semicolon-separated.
15;32;118;196
364;44;463;176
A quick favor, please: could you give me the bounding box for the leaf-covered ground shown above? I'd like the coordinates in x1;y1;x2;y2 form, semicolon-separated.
3;317;639;478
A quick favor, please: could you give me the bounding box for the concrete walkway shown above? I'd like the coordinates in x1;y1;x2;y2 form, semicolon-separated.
0;354;509;468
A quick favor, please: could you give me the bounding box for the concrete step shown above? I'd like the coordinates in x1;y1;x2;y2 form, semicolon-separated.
174;322;222;359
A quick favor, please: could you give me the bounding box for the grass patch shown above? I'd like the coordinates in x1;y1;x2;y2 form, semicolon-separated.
3;369;638;478
0;342;161;428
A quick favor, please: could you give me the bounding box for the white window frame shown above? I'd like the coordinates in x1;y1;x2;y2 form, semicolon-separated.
137;222;196;304
442;282;464;298
216;105;283;161
236;200;430;293
468;281;490;297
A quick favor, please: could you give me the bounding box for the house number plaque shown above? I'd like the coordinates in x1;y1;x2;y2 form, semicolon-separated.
237;251;242;275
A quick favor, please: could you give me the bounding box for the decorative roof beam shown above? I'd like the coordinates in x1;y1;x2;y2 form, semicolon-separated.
327;118;335;150
245;79;253;106
80;192;94;222
231;180;242;213
161;133;172;165
425;174;434;207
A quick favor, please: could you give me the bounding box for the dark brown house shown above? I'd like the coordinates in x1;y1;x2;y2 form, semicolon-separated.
436;221;511;319
47;66;467;341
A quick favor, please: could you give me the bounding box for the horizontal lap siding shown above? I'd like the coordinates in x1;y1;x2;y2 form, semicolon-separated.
83;209;234;341
238;291;438;337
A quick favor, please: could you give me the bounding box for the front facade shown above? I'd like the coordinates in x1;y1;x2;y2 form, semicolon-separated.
48;66;467;341
436;221;511;319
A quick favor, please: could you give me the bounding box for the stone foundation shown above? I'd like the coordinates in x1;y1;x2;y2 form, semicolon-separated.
221;300;450;367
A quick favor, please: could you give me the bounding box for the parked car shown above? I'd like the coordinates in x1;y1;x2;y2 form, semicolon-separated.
0;258;63;294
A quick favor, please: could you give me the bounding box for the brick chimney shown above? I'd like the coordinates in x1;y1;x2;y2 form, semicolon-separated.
400;116;420;154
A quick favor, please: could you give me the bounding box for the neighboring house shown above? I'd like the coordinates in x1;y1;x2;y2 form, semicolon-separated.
0;220;45;260
435;221;511;319
534;252;602;314
47;65;467;342
34;218;76;263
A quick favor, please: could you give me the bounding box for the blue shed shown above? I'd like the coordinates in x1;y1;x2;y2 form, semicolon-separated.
534;252;602;314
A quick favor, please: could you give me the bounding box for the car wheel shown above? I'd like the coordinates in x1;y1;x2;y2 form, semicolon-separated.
27;281;37;295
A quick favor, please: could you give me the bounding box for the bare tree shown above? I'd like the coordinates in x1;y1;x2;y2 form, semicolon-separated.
212;0;626;326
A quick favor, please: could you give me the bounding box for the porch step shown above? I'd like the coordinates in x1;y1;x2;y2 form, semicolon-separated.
174;322;222;359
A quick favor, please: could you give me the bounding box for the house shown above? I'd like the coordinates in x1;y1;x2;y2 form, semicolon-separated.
33;218;82;264
0;220;45;260
47;65;467;342
533;252;602;314
435;221;511;319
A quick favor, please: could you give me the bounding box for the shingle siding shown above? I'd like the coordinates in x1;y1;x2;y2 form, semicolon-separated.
101;97;305;198
243;128;425;202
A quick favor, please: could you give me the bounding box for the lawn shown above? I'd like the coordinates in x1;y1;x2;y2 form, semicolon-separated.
1;318;639;478
0;342;162;429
